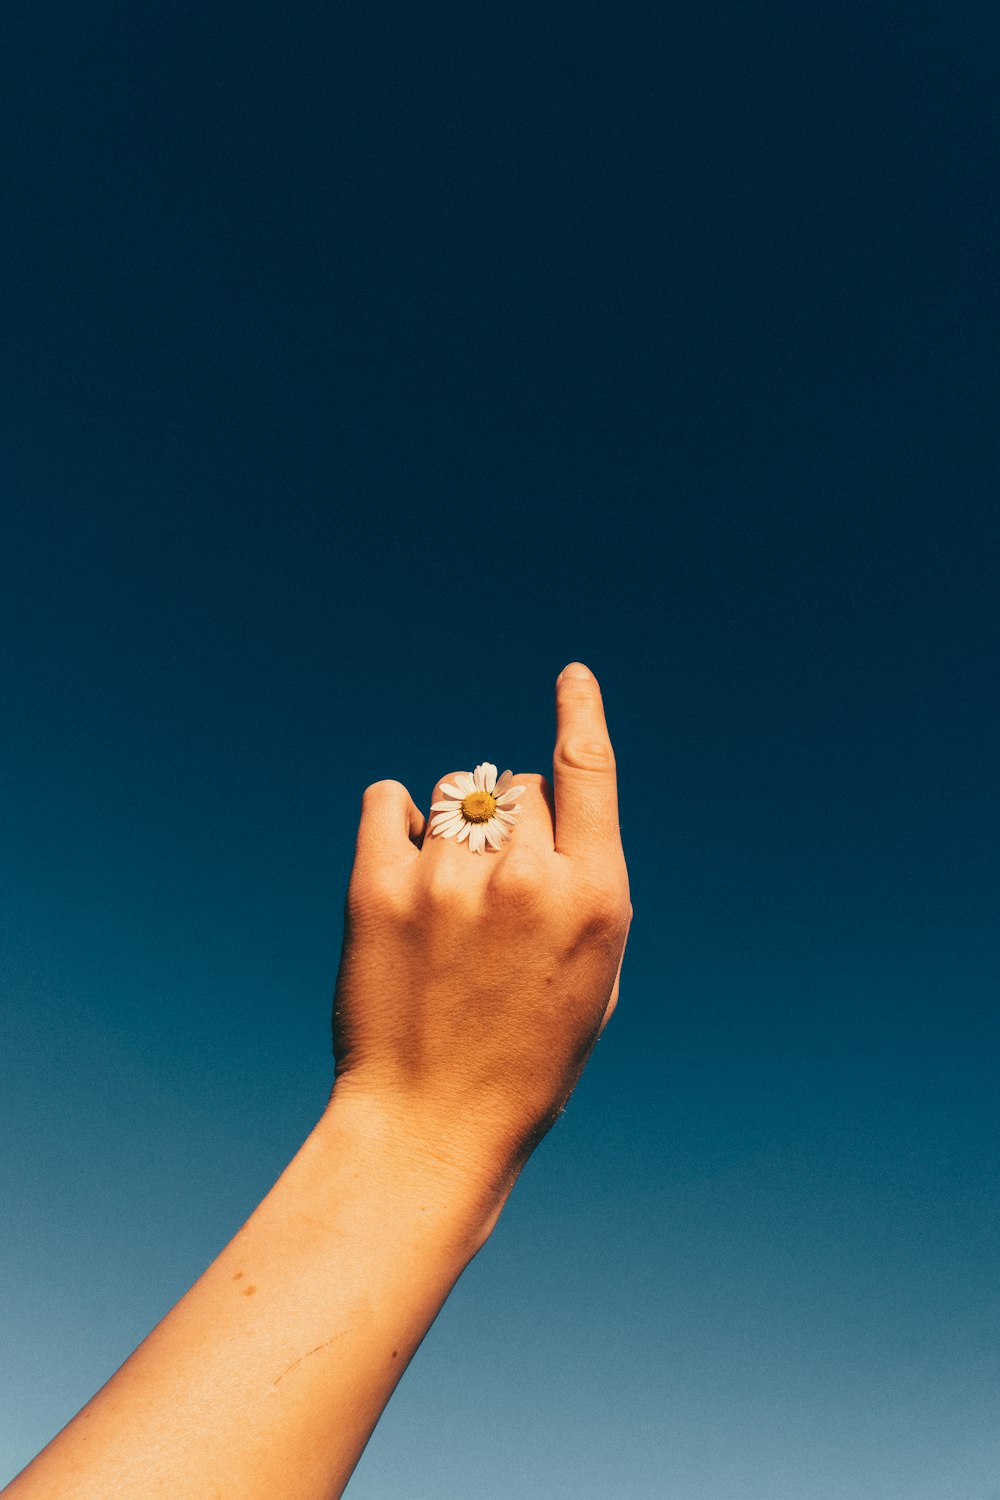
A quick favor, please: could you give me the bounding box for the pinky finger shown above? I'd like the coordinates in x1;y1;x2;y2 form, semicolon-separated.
355;780;425;867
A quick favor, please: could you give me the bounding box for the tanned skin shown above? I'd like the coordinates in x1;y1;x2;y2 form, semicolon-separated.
5;663;631;1500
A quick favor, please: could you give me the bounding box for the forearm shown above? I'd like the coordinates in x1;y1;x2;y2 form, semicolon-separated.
6;1094;514;1500
7;668;630;1500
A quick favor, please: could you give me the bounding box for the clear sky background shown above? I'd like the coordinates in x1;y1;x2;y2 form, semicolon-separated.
2;3;999;1496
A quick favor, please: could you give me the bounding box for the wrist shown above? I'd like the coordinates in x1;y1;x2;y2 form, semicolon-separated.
314;1084;523;1257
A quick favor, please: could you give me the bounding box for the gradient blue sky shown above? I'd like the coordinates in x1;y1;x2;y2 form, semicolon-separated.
2;3;999;1495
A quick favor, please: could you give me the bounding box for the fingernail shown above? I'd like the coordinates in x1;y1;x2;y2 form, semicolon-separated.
559;662;593;681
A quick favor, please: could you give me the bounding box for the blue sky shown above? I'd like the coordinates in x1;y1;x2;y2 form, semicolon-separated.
2;3;999;1495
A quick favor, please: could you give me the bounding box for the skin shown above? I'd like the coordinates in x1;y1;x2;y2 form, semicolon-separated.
4;662;632;1500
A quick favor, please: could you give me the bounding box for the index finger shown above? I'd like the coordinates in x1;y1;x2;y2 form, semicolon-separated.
552;662;622;860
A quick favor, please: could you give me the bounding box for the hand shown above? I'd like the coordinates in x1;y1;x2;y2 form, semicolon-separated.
4;666;630;1500
329;663;632;1189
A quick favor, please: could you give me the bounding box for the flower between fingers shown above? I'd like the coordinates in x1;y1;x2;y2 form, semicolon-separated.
428;764;526;854
461;790;497;823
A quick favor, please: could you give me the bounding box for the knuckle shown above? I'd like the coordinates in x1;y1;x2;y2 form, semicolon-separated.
425;863;475;913
347;864;409;920
492;851;546;907
575;874;631;935
555;737;616;773
585;900;620;938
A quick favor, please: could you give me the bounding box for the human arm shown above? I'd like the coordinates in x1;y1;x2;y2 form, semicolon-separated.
4;663;632;1500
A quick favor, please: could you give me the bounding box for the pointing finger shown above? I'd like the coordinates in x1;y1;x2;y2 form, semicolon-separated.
552;663;622;861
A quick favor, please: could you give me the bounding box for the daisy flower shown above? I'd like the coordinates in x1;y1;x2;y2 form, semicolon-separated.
428;763;525;854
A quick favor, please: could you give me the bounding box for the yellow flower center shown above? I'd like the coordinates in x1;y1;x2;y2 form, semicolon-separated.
461;790;497;823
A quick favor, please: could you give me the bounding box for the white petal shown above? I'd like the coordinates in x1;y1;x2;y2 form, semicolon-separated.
470;824;486;853
430;799;461;812
473;764;486;790
482;763;498;793
485;821;505;850
495;769;513;793
496;785;526;806
456;772;476;793
431;814;464;835
456;821;472;841
440;781;468;799
496;809;518;827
